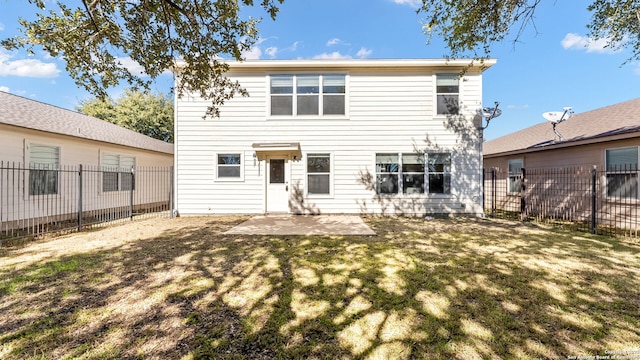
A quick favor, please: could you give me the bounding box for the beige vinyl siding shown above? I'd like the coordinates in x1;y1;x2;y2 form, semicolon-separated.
484;138;640;171
0;124;173;224
175;65;485;215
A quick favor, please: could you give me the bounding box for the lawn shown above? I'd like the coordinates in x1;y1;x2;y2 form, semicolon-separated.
0;216;639;359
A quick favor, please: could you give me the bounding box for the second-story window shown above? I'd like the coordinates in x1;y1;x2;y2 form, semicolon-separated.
436;74;459;115
270;74;345;116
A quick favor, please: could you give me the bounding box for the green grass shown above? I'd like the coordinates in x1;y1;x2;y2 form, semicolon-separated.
0;216;639;359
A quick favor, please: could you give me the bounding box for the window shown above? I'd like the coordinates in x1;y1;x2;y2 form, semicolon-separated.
403;153;425;194
307;153;331;195
102;154;136;192
270;75;293;115
217;153;242;179
436;74;459;115
376;153;399;194
270;74;345;116
323;75;346;115
508;159;523;193
428;153;451;194
375;152;451;195
29;144;59;195
606;147;638;199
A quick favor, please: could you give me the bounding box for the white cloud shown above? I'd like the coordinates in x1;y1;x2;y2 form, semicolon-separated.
327;38;341;46
242;47;262;60
265;47;278;58
0;23;4;31
289;41;301;52
0;52;60;78
356;47;373;58
116;57;147;75
0;85;9;92
312;52;352;60
561;33;620;54
116;56;172;75
392;0;421;8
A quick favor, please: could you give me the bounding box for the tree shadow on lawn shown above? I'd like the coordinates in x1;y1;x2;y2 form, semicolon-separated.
1;216;639;359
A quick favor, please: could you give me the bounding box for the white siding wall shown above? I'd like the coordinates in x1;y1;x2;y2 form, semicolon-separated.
175;66;485;215
0;124;174;222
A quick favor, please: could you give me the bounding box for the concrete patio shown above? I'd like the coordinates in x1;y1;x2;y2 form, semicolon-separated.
223;215;376;235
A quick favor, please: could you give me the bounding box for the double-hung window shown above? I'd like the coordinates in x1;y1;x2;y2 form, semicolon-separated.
507;159;523;194
102;154;136;192
270;76;294;115
376;153;399;194
270;74;345;116
402;153;425;194
606;147;639;199
427;153;451;194
29;144;59;195
307;153;331;195
436;74;460;115
216;153;242;180
375;152;451;195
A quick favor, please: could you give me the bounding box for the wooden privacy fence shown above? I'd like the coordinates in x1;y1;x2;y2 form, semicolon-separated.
484;166;640;237
0;162;174;244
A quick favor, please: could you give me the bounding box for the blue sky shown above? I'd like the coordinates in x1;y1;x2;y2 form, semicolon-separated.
1;0;638;140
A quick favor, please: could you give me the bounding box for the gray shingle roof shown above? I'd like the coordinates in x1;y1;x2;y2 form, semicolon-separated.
0;91;173;154
484;98;640;156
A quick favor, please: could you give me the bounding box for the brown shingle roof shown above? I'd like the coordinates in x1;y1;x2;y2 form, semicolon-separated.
0;91;173;154
484;98;640;156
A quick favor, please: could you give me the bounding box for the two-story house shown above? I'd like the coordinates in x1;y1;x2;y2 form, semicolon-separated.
173;59;495;215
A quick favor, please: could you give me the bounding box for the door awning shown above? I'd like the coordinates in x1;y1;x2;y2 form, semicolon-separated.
252;142;300;152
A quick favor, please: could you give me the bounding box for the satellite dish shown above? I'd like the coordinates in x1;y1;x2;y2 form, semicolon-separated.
543;107;573;142
475;101;501;130
543;111;567;124
478;107;502;120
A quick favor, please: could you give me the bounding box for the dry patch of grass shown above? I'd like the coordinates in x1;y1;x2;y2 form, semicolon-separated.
1;215;639;359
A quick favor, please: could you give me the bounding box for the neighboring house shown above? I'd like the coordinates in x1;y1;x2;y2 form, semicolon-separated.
484;97;640;187
173;59;495;215
483;98;640;229
0;91;174;227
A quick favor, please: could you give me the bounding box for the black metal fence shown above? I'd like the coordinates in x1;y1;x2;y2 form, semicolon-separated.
1;162;173;244
484;166;640;237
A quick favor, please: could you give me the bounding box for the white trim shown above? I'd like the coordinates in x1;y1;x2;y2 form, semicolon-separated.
507;158;524;194
604;146;639;200
373;151;453;196
100;151;137;193
174;58;497;71
305;152;334;198
267;73;349;119
252;142;300;152
434;73;461;116
26;141;61;197
214;151;245;182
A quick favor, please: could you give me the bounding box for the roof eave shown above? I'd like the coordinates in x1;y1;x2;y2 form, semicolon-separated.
484;131;640;158
172;58;497;72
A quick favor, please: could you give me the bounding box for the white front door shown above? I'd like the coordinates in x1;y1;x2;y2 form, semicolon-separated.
266;157;290;213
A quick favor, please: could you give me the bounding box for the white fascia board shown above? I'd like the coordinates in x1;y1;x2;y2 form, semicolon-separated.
173;58;497;72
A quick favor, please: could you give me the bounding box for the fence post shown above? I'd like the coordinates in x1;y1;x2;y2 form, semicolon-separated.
78;164;83;232
129;166;134;221
591;165;597;234
491;168;496;218
520;167;526;221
